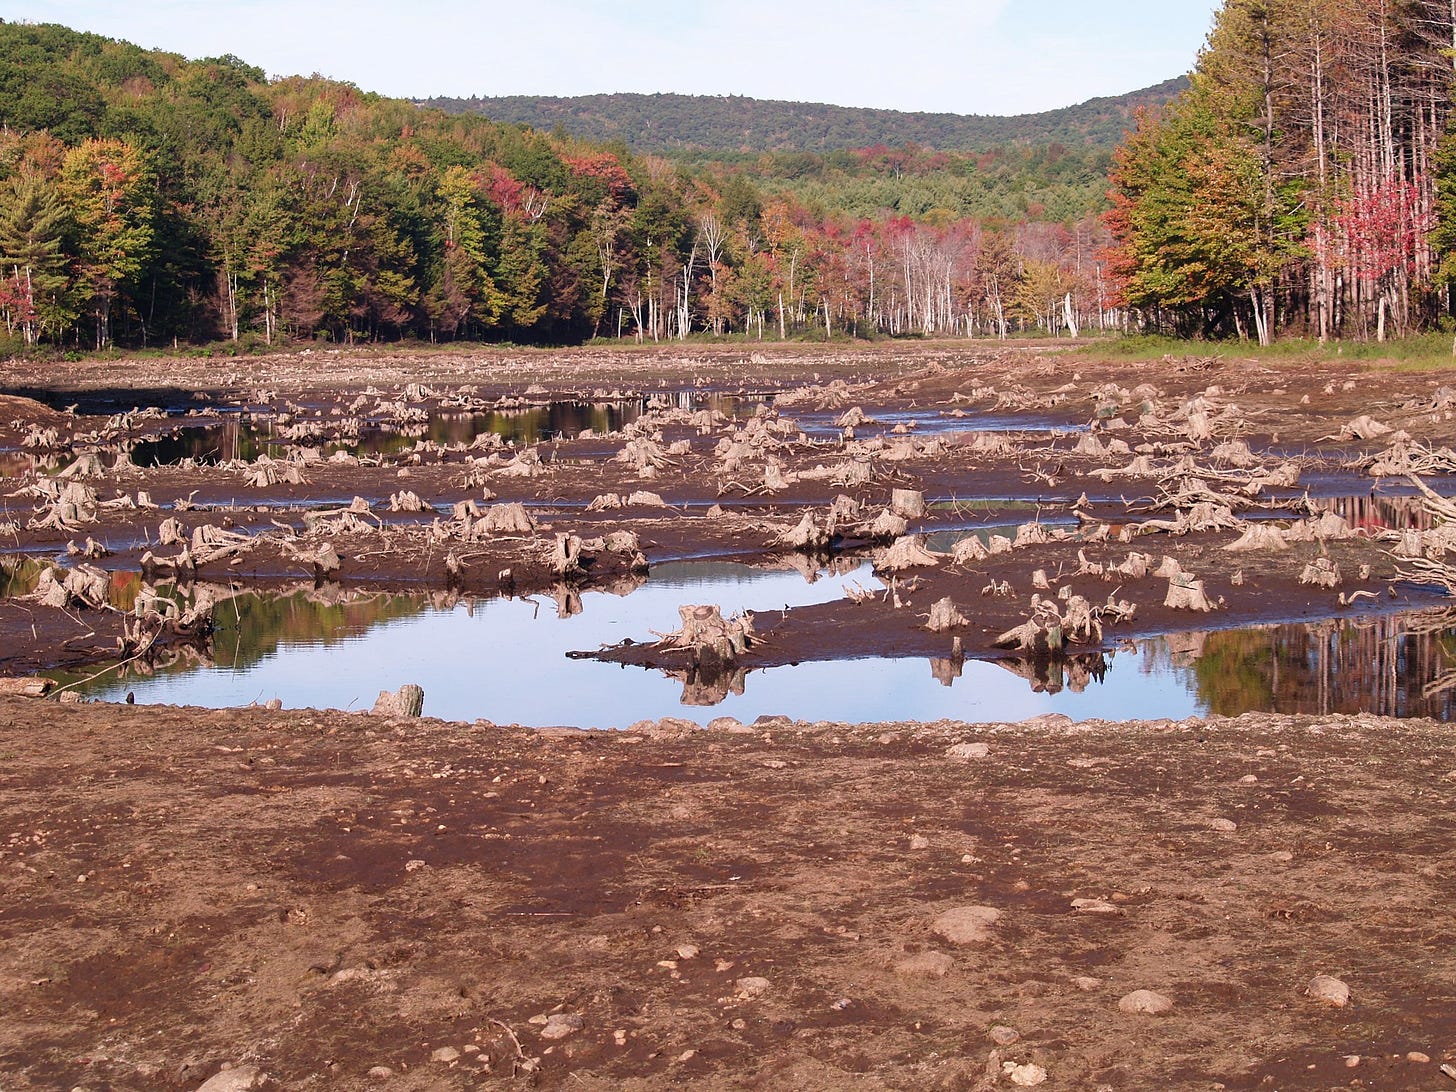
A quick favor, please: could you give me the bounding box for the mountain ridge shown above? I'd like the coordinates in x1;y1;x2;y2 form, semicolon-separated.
420;78;1190;155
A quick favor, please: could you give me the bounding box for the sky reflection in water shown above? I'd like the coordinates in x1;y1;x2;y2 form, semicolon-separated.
74;559;1456;727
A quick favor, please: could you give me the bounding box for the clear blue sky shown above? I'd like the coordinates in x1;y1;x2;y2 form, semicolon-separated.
6;1;1219;114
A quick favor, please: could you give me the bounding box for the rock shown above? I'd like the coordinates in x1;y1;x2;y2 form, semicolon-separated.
430;1046;460;1063
989;1025;1020;1045
1071;898;1121;914
366;1066;393;1080
1407;1051;1431;1064
931;905;1002;945
893;951;953;978
539;1012;584;1039
945;741;990;760
735;976;772;1000
909;834;930;850
1306;974;1351;1007
1002;1061;1048;1086
1205;817;1238;833
676;943;700;960
1072;976;1102;991
1117;989;1174;1015
197;1066;263;1092
372;683;424;717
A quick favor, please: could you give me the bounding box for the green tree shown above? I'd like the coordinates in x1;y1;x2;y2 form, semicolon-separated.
0;173;74;344
57;138;156;348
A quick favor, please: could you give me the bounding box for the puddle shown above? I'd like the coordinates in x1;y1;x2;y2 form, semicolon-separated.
19;555;1456;727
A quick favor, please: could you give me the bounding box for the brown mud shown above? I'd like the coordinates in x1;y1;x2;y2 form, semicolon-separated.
2;342;1455;1088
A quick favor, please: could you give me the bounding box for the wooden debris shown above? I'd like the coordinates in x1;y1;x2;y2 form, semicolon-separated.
481;502;538;535
1164;572;1217;611
925;597;968;632
874;535;941;572
1300;557;1341;588
890;488;927;519
372;683;425;717
773;511;828;552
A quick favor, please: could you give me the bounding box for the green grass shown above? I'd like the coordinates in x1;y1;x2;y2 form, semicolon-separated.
1080;331;1456;371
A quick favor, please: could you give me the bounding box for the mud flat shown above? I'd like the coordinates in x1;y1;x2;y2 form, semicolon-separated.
1;342;1455;1087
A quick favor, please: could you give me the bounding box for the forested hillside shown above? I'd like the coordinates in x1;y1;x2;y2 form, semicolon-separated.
0;19;1141;351
1107;0;1456;343
423;81;1189;156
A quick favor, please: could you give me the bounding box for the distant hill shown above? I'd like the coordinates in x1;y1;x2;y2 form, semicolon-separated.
420;79;1189;155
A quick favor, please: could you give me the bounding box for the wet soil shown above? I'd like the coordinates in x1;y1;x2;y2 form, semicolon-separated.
3;341;1456;1088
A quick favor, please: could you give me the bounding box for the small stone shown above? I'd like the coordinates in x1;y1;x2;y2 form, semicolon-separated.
366;1067;393;1080
1002;1061;1048;1086
197;1066;263;1092
1206;818;1238;833
539;1013;584;1040
946;741;990;759
676;944;700;960
676;1050;697;1063
989;1025;1020;1046
735;976;772;1000
1306;975;1350;1007
1343;1055;1361;1068
1071;898;1121;914
1406;1051;1430;1064
1239;774;1258;784
1118;989;1174;1015
1270;850;1294;862
613;1029;627;1046
431;1046;460;1063
931;905;1002;945
909;834;930;850
1072;976;1101;991
893;951;953;978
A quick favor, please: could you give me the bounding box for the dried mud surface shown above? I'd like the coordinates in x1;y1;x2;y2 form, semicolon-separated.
1;701;1453;1090
2;342;1456;1088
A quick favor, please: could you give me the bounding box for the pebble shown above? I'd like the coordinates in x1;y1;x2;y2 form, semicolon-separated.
1343;1055;1361;1068
1305;974;1350;1007
197;1066;263;1092
366;1066;393;1080
539;1013;584;1040
1269;850;1295;862
989;1025;1020;1045
1117;989;1174;1015
931;905;1002;945
735;976;772;1000
1003;1061;1048;1086
893;951;953;978
1205;818;1239;833
909;834;930;850
1407;1051;1430;1063
1071;898;1120;914
1072;976;1101;991
945;742;990;759
676;944;700;960
430;1046;460;1063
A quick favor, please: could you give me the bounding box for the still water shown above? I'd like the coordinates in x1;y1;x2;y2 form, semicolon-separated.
32;559;1456;728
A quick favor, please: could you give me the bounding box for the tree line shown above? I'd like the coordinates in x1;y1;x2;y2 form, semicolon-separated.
1107;0;1456;344
0;20;1140;353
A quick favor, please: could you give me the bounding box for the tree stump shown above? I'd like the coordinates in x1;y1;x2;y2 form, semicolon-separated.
373;684;425;717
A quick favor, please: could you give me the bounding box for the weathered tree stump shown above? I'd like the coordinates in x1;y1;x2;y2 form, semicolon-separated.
373;683;425;717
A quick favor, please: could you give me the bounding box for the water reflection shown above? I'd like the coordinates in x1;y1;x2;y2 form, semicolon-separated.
11;553;1456;725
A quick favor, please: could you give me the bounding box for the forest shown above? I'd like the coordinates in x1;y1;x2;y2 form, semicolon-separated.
0;19;1155;351
1108;0;1456;344
423;81;1188;156
6;3;1456;353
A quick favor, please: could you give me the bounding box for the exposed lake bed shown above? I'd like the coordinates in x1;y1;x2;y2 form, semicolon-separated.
2;342;1455;1089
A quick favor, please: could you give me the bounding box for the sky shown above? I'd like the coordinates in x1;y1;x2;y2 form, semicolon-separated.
5;1;1220;115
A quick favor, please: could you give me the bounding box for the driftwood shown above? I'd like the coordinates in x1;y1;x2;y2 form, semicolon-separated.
663;605;755;674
